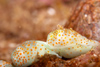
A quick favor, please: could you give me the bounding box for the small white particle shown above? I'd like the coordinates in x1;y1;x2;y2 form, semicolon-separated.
84;14;87;17
93;54;97;57
47;8;56;16
9;43;17;48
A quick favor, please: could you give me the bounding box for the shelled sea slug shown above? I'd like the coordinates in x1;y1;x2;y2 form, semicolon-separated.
11;40;60;67
11;25;99;67
47;26;99;58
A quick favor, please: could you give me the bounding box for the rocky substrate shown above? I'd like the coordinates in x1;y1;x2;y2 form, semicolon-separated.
65;0;100;41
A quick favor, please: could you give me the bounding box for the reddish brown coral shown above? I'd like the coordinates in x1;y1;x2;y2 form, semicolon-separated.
65;0;100;41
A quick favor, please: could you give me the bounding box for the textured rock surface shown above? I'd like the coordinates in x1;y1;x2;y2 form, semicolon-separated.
65;0;100;41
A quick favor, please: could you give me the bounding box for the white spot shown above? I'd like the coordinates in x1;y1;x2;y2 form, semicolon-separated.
84;14;87;17
93;54;97;57
9;43;17;48
47;8;56;16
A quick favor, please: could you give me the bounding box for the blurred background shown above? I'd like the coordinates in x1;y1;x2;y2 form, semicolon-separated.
0;0;79;62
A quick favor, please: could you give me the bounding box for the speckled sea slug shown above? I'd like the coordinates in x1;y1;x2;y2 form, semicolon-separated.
47;26;99;58
0;60;13;67
11;25;99;67
11;40;60;67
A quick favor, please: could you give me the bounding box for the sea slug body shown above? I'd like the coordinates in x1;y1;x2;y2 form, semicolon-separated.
11;27;99;67
47;28;99;58
11;40;59;67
